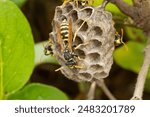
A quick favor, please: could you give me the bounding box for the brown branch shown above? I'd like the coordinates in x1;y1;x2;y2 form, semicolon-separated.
133;0;141;5
96;79;116;100
87;81;96;100
131;32;150;100
87;79;117;100
107;0;136;18
108;0;150;31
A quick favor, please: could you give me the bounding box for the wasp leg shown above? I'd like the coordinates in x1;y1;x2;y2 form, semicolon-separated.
55;67;64;72
55;64;83;71
71;65;83;69
74;42;89;50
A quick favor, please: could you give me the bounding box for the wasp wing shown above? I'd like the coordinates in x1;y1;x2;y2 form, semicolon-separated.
54;20;64;52
68;18;73;52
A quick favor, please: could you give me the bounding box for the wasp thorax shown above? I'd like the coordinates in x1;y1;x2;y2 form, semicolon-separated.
49;1;115;82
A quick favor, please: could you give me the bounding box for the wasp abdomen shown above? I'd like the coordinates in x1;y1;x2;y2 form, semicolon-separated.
60;20;69;41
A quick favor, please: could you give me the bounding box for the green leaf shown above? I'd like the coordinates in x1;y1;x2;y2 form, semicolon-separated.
114;41;150;78
113;41;145;74
11;0;27;7
7;83;69;100
0;0;34;98
93;0;131;24
94;0;132;13
125;27;147;43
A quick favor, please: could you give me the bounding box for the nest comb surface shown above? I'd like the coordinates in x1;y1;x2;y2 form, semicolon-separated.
49;2;115;82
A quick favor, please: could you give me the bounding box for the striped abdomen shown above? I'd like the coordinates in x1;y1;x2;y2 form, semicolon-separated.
60;19;69;44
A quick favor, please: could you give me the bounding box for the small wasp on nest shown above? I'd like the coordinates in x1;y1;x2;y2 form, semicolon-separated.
45;0;116;82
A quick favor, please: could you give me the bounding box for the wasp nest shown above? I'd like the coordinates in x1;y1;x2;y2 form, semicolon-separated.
49;1;115;82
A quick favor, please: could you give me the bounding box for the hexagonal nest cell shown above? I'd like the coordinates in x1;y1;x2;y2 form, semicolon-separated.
49;1;115;82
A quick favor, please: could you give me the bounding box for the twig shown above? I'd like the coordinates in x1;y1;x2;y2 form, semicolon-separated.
108;0;150;31
107;0;136;18
87;81;96;100
96;79;116;100
131;32;150;100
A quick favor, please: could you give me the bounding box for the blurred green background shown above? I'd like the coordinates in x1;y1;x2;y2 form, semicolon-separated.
0;0;150;100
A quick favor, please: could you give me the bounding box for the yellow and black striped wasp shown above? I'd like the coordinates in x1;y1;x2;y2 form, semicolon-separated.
115;28;124;46
55;17;81;68
115;28;128;50
44;39;53;56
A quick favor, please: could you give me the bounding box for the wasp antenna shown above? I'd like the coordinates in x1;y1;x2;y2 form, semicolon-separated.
120;29;128;51
120;28;124;44
121;28;124;37
74;65;83;69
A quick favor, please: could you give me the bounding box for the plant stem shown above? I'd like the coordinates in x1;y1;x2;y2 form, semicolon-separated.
132;32;150;99
96;79;116;100
87;81;96;100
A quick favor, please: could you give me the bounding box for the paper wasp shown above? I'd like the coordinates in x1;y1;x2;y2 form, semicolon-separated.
44;40;53;56
55;18;81;68
115;28;128;50
41;40;53;64
115;28;125;46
